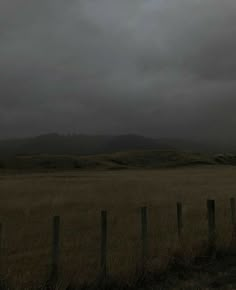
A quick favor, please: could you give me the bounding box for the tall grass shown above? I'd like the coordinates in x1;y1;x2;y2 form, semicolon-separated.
0;166;235;288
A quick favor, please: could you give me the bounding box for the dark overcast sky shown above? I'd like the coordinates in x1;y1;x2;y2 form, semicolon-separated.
1;0;236;141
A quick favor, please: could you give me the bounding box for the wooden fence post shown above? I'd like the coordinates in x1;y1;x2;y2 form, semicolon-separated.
141;206;148;273
230;198;236;239
177;202;183;242
101;210;107;280
50;216;60;284
207;200;216;255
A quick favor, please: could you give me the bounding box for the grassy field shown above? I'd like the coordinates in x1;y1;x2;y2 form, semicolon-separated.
0;166;236;288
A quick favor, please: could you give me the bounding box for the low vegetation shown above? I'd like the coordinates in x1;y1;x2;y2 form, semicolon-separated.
0;167;236;288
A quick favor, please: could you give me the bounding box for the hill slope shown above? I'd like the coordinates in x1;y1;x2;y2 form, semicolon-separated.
0;150;217;170
1;134;236;170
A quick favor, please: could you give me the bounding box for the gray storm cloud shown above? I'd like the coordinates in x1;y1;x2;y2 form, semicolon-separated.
0;0;236;141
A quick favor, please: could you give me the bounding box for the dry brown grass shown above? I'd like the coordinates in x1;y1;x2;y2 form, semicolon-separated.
0;166;235;288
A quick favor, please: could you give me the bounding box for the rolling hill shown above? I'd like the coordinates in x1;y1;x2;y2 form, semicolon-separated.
0;133;236;170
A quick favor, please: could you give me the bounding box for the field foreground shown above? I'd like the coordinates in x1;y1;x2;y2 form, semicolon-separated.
0;166;236;288
151;253;236;290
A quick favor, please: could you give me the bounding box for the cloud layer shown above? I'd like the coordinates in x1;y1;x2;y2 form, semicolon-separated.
1;0;236;141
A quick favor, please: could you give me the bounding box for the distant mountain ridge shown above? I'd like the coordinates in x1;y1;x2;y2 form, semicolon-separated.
0;133;234;158
0;133;172;157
